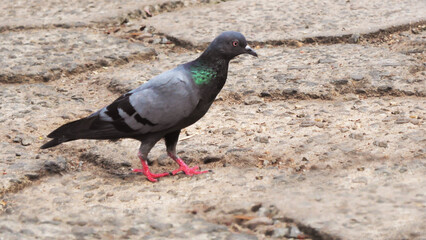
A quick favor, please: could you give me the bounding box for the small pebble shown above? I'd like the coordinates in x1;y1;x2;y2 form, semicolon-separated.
395;117;409;124
287;226;302;238
300;121;315;127
282;88;298;95
349;133;364;140
350;33;360;43
84;193;94;198
287;119;298;125
126;227;139;235
251;185;266;192
21;138;32;146
244;96;263;105
13;136;22;143
251;203;262;212
332;79;348;85
254;136;269;143
350;74;364;81
243;217;273;230
71;226;95;238
373;141;388;148
167;190;178;196
150;222;173;231
119;195;134;202
226;233;258;240
202;155;222;164
340;127;349;133
272;228;289;238
382;116;393;122
222;128;237;135
352;177;368;184
410;118;420;125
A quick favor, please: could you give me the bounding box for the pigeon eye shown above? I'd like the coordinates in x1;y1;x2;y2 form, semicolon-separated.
232;41;239;47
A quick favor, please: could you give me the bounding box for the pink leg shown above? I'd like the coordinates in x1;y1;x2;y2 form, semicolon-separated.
132;152;169;182
168;153;209;176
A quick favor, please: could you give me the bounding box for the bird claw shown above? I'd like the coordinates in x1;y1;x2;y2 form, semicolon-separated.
132;168;169;182
133;156;209;181
171;158;210;176
171;165;209;176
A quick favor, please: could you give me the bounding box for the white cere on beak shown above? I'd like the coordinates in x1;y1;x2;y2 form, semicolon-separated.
244;44;258;57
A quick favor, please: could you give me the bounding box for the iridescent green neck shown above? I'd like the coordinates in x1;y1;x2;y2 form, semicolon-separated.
190;64;217;85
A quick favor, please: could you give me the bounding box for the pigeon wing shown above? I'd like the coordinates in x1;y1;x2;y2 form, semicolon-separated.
99;68;200;135
45;67;199;142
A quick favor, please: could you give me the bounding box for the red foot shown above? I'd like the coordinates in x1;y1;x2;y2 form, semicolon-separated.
132;168;169;182
134;153;169;182
171;158;209;176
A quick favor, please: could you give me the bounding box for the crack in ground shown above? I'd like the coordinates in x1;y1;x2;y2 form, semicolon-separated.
0;0;229;33
0;50;156;84
217;86;426;105
162;20;426;49
79;152;133;177
0;165;65;199
261;86;426;100
196;203;341;240
0;148;128;201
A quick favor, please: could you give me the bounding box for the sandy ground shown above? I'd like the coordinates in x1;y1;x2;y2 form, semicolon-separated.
0;0;425;239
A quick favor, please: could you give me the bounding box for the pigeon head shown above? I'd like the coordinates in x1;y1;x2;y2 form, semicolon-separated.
202;31;258;60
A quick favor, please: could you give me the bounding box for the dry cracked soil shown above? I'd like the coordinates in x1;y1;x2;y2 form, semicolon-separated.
0;1;425;240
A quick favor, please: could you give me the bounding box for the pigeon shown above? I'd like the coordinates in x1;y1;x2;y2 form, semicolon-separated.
41;31;258;182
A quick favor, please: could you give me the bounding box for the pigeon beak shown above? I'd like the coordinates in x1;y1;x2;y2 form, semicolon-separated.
245;45;258;57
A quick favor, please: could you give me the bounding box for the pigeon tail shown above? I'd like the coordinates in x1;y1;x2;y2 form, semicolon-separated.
46;116;98;139
41;115;123;149
40;117;88;149
40;137;72;149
